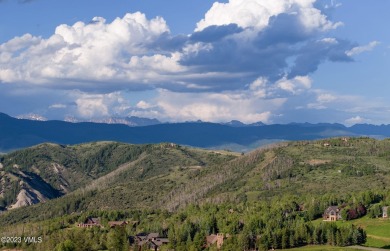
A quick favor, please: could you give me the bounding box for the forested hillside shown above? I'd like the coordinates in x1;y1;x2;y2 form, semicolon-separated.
0;142;237;212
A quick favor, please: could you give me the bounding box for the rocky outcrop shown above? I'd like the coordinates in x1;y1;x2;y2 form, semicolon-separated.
8;188;45;209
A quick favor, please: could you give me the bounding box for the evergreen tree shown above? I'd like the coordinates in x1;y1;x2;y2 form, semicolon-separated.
55;240;76;251
107;228;128;251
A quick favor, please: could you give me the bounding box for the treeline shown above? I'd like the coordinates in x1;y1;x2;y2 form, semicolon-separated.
165;197;369;251
2;189;389;251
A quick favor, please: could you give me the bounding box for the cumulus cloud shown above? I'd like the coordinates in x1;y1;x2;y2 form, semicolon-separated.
0;1;378;123
42;87;282;123
245;75;312;99
275;76;312;94
181;8;353;87
196;0;342;31
288;38;354;78
153;89;284;123
0;12;175;90
146;84;388;125
0;1;357;94
71;91;129;119
58;75;310;123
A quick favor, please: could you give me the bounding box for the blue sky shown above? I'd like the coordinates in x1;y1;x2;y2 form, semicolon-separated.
0;0;389;125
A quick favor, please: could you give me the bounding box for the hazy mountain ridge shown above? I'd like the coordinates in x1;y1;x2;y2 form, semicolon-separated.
2;112;386;153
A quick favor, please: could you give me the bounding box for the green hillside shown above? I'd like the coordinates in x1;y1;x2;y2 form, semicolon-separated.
0;142;148;210
0;141;238;215
1;137;390;250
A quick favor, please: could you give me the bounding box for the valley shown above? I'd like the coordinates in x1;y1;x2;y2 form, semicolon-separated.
0;138;389;250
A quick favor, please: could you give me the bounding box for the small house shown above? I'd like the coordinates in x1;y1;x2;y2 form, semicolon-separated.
150;237;169;251
108;221;128;228
206;233;225;249
77;217;102;228
323;206;342;221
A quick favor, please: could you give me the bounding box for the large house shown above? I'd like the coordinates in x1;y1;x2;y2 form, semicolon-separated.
134;232;169;251
323;206;342;221
383;206;389;218
77;217;102;228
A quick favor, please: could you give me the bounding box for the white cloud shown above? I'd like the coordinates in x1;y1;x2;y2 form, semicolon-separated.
0;33;41;53
0;12;174;87
320;37;338;44
0;4;375;125
346;41;380;56
196;0;341;32
249;77;268;98
50;85;390;125
73;92;128;118
0;4;352;95
153;89;285;123
317;93;336;103
344;116;367;126
275;75;312;94
75;96;109;118
136;100;153;109
307;90;354;110
49;103;67;109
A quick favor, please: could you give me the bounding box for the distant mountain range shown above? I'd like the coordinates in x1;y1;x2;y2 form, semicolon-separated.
17;113;161;126
64;115;161;127
15;113;268;127
1;112;390;153
221;119;265;127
